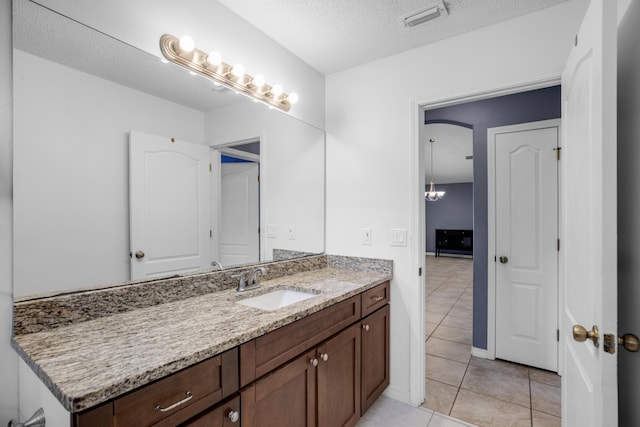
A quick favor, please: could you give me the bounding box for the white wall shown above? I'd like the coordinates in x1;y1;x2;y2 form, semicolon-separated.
0;0;18;422
35;0;326;130
13;51;204;297
18;360;68;425
325;1;587;405
205;101;325;260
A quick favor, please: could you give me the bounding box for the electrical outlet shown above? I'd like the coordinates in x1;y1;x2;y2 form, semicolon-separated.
362;228;372;245
288;225;297;240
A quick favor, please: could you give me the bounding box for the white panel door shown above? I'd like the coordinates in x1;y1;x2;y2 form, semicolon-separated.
561;0;617;426
130;131;211;279
220;162;259;266
493;121;559;371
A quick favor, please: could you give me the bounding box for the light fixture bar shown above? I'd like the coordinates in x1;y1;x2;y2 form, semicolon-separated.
159;34;295;112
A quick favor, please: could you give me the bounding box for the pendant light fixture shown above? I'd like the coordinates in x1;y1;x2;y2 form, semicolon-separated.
425;138;446;201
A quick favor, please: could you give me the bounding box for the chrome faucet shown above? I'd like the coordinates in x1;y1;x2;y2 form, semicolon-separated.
233;267;267;292
249;267;267;286
211;260;223;270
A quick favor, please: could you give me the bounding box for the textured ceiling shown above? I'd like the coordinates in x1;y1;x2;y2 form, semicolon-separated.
218;0;570;74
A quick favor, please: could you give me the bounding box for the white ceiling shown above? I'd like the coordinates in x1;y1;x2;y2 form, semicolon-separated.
424;123;473;184
217;0;570;74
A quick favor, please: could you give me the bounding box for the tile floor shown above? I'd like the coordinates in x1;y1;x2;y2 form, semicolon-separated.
423;255;562;427
357;395;477;427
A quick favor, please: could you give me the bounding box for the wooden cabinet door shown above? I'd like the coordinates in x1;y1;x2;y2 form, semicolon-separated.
361;304;390;415
316;324;361;427
241;350;316;427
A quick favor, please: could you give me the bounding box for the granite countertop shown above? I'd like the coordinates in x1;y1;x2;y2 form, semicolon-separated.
13;264;391;413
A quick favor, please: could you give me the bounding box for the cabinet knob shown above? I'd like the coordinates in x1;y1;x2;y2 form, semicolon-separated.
362;324;370;331
310;358;318;367
320;353;329;362
227;410;240;423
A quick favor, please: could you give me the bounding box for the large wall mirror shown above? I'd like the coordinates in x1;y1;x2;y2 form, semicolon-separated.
13;0;325;298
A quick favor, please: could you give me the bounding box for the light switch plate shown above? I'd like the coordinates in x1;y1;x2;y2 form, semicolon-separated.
266;224;278;238
362;228;372;245
390;228;407;246
288;225;297;240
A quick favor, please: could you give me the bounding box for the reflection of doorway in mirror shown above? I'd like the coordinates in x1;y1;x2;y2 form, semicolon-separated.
214;140;261;267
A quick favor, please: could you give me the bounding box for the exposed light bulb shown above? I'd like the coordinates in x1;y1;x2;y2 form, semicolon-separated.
287;92;299;104
206;51;222;67
271;84;283;97
231;64;245;78
178;35;195;53
252;74;265;87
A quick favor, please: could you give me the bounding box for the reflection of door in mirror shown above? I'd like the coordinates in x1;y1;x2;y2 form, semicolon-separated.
216;142;261;267
129;131;211;280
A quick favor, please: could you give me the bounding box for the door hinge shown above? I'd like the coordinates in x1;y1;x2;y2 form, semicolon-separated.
557;329;560;342
557;239;560;251
418;267;422;277
554;147;562;160
210;229;212;238
209;163;212;172
574;34;578;46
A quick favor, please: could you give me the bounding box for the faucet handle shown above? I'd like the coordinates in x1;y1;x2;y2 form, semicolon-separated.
249;267;267;285
232;272;249;287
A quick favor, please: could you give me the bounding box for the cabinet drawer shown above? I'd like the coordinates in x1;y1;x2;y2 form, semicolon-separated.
361;282;390;317
179;395;240;427
113;348;238;426
240;296;361;386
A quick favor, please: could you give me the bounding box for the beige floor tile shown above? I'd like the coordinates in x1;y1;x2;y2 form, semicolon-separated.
440;313;471;330
423;379;459;414
427;295;459;306
529;368;561;387
532;410;561;427
432;324;472;345
426;322;438;338
460;365;530;407
426;354;468;387
450;389;531;427
427;303;454;315
468;357;529;379
432;289;465;299
453;300;473;311
448;306;473;320
356;396;434;427
426;337;471;363
426;311;446;324
429;413;479;427
531;381;561;417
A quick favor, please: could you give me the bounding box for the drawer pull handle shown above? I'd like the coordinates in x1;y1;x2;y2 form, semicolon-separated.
371;295;384;302
155;391;193;412
227;409;240;423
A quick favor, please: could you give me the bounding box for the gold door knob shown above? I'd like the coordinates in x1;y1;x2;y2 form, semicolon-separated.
618;333;640;352
135;250;145;259
573;324;599;347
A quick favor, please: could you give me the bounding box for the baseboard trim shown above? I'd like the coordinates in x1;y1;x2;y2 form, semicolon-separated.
383;385;414;406
425;252;473;259
471;347;489;359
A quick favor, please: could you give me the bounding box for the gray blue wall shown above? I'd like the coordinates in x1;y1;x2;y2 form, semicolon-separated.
425;182;473;253
617;2;640;424
424;85;561;349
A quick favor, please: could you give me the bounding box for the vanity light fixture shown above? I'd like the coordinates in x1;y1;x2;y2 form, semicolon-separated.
160;34;298;112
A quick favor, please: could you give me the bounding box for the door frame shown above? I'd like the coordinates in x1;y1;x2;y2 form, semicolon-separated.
486;118;562;371
412;76;561;404
210;136;265;264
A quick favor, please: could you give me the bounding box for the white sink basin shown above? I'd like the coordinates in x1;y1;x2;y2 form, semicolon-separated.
237;289;317;311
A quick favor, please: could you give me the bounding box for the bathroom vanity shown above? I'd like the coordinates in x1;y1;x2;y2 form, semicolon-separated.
12;255;391;426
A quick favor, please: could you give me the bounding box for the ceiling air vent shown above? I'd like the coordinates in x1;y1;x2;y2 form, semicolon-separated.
401;1;448;28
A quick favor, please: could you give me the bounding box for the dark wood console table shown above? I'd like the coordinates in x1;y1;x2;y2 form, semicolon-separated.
435;229;473;257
